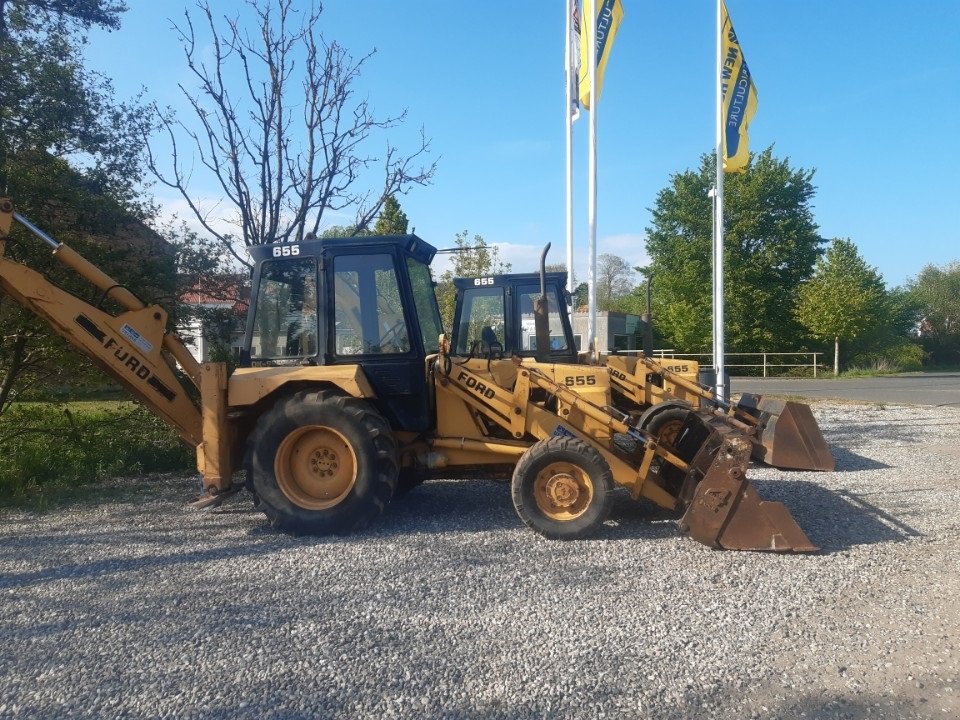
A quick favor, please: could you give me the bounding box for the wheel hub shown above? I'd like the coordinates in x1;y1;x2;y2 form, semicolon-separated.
310;447;340;478
545;473;580;508
533;461;593;520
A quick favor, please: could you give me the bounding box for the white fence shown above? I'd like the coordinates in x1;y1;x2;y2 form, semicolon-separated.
650;351;825;378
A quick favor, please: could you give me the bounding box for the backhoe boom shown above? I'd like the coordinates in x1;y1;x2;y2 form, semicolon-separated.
0;199;203;446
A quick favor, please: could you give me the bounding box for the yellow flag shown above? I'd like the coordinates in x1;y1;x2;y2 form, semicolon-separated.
578;0;624;111
721;1;758;173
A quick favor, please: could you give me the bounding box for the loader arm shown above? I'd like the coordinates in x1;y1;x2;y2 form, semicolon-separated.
433;354;683;510
432;349;817;551
607;353;834;471
0;199;203;447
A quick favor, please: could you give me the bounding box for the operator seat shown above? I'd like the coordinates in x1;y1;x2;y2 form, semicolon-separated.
481;325;504;358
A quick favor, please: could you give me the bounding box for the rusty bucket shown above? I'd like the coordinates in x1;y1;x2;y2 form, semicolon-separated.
671;418;818;552
735;393;835;472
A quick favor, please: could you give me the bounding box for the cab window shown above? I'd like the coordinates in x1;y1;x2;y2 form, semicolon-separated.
250;258;318;360
518;285;570;352
455;287;505;354
333;253;410;355
406;257;442;354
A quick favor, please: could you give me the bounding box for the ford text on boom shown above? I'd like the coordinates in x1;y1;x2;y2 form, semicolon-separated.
457;371;496;399
74;314;177;401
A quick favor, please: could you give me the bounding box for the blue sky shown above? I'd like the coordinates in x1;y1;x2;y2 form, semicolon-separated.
86;1;960;288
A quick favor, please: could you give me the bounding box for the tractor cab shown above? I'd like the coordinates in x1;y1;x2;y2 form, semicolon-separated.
243;234;442;432
451;272;578;362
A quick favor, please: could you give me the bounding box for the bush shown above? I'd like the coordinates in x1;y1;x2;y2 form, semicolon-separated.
0;402;193;506
848;341;924;374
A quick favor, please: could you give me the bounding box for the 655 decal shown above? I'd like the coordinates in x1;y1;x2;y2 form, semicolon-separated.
272;245;301;257
563;375;597;387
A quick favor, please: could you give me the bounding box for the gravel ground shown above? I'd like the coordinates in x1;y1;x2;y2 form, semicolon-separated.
1;402;959;719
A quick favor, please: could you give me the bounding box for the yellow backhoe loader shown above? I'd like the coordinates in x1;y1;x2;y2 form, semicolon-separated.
0;199;815;550
450;260;834;472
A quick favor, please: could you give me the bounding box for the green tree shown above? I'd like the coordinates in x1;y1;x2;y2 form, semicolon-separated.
0;1;160;415
842;286;923;372
1;1;145;205
571;282;588;310
907;261;960;366
317;196;408;239
795;239;887;375
545;262;570;283
374;195;409;235
435;231;511;329
318;225;370;239
0;1;124;39
643;147;824;352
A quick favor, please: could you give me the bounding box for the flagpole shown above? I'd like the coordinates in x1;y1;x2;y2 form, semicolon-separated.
587;0;598;356
565;0;574;295
714;0;727;402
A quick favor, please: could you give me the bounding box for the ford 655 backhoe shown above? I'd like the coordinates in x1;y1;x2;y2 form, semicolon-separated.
450;268;834;472
0;199;816;550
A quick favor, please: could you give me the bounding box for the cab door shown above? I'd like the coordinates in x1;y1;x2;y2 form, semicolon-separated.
323;249;430;431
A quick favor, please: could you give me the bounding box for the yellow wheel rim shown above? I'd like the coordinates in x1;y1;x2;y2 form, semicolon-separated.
657;419;685;447
533;461;593;521
275;425;358;510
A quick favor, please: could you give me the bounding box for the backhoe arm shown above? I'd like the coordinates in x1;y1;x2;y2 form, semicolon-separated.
0;199;203;446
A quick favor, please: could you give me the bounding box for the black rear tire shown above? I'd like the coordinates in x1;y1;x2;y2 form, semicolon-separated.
511;436;613;540
245;389;398;534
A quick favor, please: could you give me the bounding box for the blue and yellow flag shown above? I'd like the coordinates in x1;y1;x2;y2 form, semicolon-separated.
578;0;624;111
720;1;758;173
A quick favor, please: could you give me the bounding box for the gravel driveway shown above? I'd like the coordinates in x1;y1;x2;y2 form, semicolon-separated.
2;403;959;719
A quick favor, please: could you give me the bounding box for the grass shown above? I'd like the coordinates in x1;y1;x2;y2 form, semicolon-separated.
0;401;193;510
838;367;903;378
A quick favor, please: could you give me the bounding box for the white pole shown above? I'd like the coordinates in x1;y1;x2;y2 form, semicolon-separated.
587;0;598;356
565;0;574;294
714;0;727;401
710;183;717;367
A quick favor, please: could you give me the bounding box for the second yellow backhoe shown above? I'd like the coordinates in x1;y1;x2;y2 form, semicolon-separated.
450;259;834;473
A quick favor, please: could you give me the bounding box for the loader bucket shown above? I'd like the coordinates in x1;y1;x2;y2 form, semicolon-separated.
735;393;835;472
671;417;818;552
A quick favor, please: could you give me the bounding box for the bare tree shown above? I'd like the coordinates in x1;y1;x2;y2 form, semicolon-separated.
146;0;436;267
597;253;635;310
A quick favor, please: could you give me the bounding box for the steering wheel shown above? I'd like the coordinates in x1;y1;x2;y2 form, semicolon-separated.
379;319;408;352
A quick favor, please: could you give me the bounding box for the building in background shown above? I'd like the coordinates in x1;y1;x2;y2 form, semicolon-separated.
571;311;649;353
179;279;249;361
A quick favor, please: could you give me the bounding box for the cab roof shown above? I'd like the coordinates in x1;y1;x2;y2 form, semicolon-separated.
452;271;568;290
248;234;437;265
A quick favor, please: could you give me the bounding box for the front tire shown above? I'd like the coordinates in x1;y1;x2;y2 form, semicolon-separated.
644;406;691;448
511;437;613;540
246;389;398;534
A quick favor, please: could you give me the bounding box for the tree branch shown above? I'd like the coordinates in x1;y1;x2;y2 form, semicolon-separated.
144;0;434;254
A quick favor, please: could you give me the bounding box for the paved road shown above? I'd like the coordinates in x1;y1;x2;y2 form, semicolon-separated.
731;372;960;407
